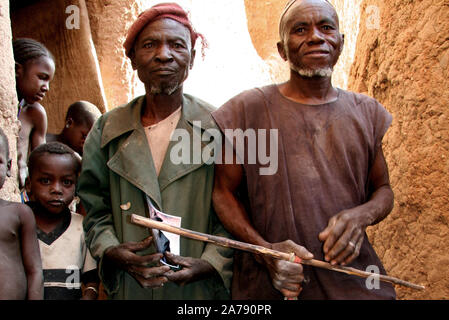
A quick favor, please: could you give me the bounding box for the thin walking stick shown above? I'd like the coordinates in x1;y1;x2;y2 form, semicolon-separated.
130;214;425;290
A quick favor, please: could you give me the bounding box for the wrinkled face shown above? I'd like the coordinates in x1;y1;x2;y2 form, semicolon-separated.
0;141;11;189
16;56;55;104
26;153;76;215
131;18;195;95
278;0;343;77
64;119;94;155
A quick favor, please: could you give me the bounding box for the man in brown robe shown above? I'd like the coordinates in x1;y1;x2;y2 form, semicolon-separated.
211;0;396;299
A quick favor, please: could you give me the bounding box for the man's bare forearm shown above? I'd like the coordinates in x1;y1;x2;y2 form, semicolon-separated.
212;188;271;249
358;185;394;227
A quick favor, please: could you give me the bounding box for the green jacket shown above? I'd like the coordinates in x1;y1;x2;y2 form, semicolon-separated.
78;94;233;300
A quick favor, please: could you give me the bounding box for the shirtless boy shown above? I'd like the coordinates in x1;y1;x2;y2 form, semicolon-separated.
0;128;43;300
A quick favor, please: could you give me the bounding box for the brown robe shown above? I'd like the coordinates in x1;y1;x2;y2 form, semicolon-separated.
212;85;396;300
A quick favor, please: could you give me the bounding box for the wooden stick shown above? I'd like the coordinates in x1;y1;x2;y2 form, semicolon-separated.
130;214;425;291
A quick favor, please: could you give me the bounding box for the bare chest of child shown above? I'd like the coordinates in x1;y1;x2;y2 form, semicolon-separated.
0;201;28;299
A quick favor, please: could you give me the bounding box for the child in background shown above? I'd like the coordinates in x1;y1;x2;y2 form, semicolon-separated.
47;101;101;216
25;142;99;300
14;38;55;190
46;100;101;157
0;128;43;300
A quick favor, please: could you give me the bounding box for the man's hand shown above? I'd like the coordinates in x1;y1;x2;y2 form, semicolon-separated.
164;252;217;286
319;147;394;266
257;240;313;299
318;208;366;266
103;236;171;289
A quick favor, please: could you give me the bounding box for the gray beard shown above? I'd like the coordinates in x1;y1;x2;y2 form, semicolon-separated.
149;82;180;95
292;64;334;78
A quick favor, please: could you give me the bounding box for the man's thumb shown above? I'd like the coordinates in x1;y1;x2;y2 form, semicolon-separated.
129;236;153;252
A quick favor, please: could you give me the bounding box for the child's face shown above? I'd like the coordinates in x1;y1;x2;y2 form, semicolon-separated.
26;153;76;215
0;141;11;189
16;56;55;104
64;120;94;155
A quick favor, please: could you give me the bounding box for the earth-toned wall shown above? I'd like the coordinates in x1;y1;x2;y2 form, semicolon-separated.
0;0;20;201
85;0;144;109
349;0;449;299
11;0;107;134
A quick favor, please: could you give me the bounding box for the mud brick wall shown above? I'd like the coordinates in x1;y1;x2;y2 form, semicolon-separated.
0;0;20;201
349;0;449;299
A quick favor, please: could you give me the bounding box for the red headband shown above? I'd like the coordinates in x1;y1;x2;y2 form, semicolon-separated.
123;2;206;58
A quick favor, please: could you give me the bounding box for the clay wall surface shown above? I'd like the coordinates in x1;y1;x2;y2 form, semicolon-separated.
243;0;289;84
85;0;144;109
11;0;107;134
349;0;449;299
329;0;363;89
0;0;20;201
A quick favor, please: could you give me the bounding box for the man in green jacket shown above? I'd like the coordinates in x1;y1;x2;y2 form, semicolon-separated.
77;3;232;299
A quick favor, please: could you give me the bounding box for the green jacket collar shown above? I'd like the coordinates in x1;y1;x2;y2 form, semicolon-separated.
99;94;217;209
100;94;216;148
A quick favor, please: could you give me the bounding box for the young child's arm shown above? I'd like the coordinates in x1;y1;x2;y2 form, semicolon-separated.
28;103;48;151
18;204;44;300
81;268;100;300
81;277;100;300
17;118;31;190
81;230;100;300
17;103;48;189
